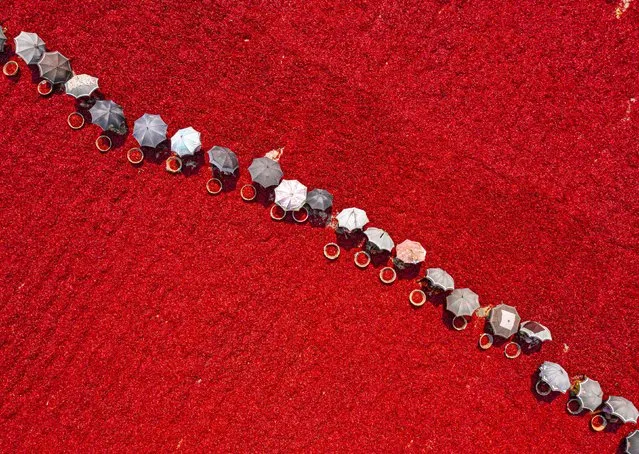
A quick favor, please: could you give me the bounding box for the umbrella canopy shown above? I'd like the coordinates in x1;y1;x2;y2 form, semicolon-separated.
575;377;603;412
37;51;72;84
538;361;571;393
306;189;333;211
446;288;479;317
425;268;455;291
133;114;167;148
488;304;521;339
0;28;6;52
395;240;426;265
274;179;307;211
519;321;552;343
603;396;639;424
65;74;99;99
207;146;239;174
89;100;126;134
248;157;283;188
364;228;394;252
336;207;369;232
14;31;45;64
171;127;201;157
626;430;639;454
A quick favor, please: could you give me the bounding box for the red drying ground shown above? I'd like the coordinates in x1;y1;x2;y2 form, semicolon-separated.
1;1;638;452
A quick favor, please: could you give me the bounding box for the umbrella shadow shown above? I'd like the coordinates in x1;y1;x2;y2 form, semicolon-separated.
212;168;239;193
335;231;365;251
308;209;332;228
141;143;171;166
181;153;205;177
394;262;421;280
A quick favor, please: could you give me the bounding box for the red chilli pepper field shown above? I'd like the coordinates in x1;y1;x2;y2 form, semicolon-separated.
1;1;638;452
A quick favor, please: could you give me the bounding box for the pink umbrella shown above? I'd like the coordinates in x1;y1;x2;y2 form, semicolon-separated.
395;240;426;265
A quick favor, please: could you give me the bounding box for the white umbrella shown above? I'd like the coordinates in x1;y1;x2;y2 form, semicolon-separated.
603;396;639;424
14;31;45;65
395;240;426;265
425;268;454;291
65;74;99;99
538;361;571;393
133;114;168;148
626;430;639;454
575;377;603;412
171;127;201;157
274;179;307;211
336;208;368;232
37;51;72;84
446;288;479;317
364;228;394;252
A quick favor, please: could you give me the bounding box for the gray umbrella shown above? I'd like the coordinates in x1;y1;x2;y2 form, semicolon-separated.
603;396;639;424
364;228;394;252
626;430;639;454
248;157;283;188
306;189;333;211
446;288;479;317
14;31;45;64
133;114;167;148
538;361;570;393
0;28;6;52
425;268;454;291
89;100;127;135
37;51;72;84
575;377;603;412
488;304;521;339
207;146;239;174
65;74;99;99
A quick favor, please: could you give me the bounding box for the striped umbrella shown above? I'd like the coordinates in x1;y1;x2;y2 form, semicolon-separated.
538;361;570;393
425;268;454;291
574;377;603;412
625;430;639;454
603;396;639;424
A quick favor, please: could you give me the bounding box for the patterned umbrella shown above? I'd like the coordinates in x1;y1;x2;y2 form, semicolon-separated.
37;51;72;84
65;74;99;99
538;361;570;393
89;100;126;134
171;127;201;157
446;288;479;317
14;31;45;64
603;396;639;424
626;430;639;454
274;179;307;211
248;157;283;188
488;304;520;339
519;321;552;343
207;146;239;174
395;240;426;265
574;377;603;412
336;207;369;232
425;268;455;291
0;28;6;52
364;228;394;252
133;114;168;148
306;189;333;211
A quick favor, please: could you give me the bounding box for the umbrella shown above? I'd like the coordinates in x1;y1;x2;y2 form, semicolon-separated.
171;127;201;157
603;396;639;424
0;28;6;52
65;74;99;99
519;321;552;343
395;240;426;265
364;228;394;252
626;430;639;454
336;207;369;232
133;114;167;148
425;268;454;291
248;157;283;188
89;100;126;134
14;31;45;64
446;288;479;317
207;146;239;174
306;189;333;211
538;361;571;393
488;304;521;339
274;179;307;211
37;51;72;84
575;377;603;412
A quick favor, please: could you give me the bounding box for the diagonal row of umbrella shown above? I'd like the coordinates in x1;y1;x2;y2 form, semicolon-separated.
5;28;637;450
